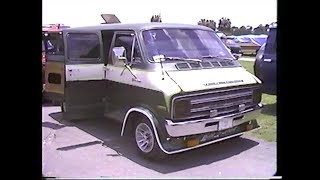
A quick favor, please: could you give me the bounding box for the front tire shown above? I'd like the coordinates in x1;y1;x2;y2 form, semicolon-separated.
133;117;167;160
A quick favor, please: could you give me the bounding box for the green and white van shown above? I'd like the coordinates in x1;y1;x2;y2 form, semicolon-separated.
44;17;263;159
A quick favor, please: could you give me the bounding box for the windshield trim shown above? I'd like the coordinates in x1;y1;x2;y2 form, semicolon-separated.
139;28;234;63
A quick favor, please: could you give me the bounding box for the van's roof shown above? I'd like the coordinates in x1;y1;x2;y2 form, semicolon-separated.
64;23;213;32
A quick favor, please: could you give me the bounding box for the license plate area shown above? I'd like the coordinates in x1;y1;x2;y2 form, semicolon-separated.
219;118;233;130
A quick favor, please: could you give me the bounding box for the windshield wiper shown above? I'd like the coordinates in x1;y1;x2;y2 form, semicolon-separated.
202;55;234;61
164;56;202;63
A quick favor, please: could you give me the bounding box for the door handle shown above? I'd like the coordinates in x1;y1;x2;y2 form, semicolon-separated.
264;58;272;62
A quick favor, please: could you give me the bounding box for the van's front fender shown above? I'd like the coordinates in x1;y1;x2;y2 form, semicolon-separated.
121;107;169;149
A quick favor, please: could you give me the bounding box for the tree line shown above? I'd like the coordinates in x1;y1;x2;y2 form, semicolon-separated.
150;14;275;36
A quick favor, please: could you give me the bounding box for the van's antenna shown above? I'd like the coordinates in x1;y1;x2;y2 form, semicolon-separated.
160;56;165;80
153;55;165;80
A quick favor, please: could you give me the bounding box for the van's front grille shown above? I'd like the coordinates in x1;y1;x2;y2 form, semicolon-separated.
171;85;260;121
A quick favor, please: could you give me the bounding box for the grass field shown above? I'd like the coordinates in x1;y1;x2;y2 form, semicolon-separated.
240;60;277;142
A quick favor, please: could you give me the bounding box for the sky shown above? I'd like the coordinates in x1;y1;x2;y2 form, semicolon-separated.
42;0;277;28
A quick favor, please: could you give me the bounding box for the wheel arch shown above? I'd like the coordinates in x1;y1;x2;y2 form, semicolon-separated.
121;107;161;136
120;107;170;154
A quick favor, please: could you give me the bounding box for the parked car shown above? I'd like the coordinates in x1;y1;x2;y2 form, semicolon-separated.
231;35;266;55
249;34;268;47
254;27;277;95
44;14;263;159
234;38;260;55
220;36;242;60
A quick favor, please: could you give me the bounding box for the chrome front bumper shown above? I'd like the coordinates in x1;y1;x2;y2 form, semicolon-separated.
165;103;263;137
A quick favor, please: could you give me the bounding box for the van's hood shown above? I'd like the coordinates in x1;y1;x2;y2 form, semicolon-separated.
166;67;259;92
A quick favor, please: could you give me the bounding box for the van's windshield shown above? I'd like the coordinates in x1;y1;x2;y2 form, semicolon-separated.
142;29;233;61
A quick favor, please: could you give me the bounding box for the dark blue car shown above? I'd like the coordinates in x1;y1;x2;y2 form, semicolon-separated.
254;27;277;95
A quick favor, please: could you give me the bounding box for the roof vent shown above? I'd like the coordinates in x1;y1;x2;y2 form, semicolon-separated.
101;14;121;24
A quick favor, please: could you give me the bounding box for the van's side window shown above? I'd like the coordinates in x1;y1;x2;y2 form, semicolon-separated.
67;33;100;60
43;32;64;55
113;34;142;67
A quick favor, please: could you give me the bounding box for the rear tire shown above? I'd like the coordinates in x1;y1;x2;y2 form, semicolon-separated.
133;117;167;160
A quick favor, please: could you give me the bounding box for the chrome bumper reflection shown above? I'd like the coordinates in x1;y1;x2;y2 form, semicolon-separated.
165;103;263;137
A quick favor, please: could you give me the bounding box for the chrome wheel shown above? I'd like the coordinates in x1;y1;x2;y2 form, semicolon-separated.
135;123;154;153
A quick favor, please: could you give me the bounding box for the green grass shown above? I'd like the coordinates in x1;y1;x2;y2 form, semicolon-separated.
240;61;255;74
239;60;277;142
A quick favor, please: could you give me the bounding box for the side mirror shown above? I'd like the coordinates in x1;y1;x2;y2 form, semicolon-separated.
112;46;127;64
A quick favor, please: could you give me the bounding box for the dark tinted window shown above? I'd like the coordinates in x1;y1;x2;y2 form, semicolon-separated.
67;33;100;59
265;28;276;54
43;33;64;55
